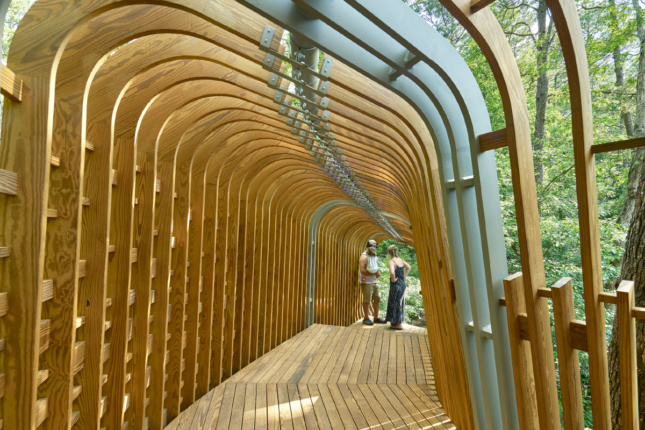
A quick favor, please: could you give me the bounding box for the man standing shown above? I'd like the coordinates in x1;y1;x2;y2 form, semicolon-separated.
359;240;386;325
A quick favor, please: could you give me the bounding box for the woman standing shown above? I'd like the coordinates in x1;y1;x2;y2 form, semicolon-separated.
386;244;411;330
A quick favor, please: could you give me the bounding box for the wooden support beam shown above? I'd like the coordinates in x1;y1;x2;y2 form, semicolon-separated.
0;64;23;102
470;0;496;14
591;136;645;154
502;273;539;429
551;278;584;430
617;280;638;430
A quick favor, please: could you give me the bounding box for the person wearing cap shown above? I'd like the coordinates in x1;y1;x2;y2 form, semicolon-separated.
359;240;386;325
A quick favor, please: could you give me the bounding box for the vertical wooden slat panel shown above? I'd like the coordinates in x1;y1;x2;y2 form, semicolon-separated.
148;161;173;429
551;277;584;429
182;170;205;407
103;136;136;430
127;151;155;429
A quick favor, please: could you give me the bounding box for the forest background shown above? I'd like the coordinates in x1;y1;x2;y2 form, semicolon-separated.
2;0;644;427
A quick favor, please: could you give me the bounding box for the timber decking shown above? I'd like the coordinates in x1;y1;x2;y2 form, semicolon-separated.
168;323;455;429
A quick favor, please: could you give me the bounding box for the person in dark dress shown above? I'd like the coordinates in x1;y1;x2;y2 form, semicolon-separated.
385;245;411;330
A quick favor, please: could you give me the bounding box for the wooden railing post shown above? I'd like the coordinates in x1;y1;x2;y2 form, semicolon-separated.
551;278;584;429
502;273;539;429
617;280;638;430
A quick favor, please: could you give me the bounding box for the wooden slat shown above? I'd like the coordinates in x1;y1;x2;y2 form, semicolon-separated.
40;320;51;353
598;291;617;305
111;169;118;185
478;128;507;152
590;136;645;154
0;293;7;317
50;156;60;167
46;208;58;219
130;248;138;263
42;280;54;302
0;169;18;195
82;197;90;206
502;273;539;428
73;341;85;374
617;280;637;430
84;140;95;152
35;398;48;427
78;260;87;278
551;278;584;429
0;64;23;102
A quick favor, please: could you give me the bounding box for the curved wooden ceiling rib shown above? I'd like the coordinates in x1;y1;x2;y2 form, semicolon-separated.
37;2;438;239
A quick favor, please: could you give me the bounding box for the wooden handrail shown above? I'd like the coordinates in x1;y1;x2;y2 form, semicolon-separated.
591;136;645;154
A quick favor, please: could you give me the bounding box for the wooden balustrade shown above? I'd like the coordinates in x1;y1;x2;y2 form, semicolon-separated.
501;276;641;429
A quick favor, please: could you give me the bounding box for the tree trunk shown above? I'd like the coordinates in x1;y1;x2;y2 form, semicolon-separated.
609;4;645;426
533;0;552;188
608;159;645;428
616;0;645;225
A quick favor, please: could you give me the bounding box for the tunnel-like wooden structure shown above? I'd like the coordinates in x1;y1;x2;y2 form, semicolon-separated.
0;0;644;428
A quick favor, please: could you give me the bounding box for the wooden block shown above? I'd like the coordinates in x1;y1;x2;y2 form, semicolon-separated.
105;297;112;308
111;169;118;186
102;375;108;385
0;292;7;317
155;180;161;193
84;140;95;152
0;64;23;102
0;373;5;398
76;316;85;329
470;0;496;13
40;320;51;353
0;339;5;351
153;230;159;237
37;369;49;386
36;398;48;427
71;411;80;427
150;289;156;304
0;169;18;195
100;397;108;417
46;208;58;219
570;320;588;352
73;341;85;374
134;197;139;205
126;352;133;363
78;260;87;278
128;318;133;341
129;289;135;306
152;259;157;278
42;279;54;302
136;165;142;173
0;247;9;258
617;280;638;430
72;385;82;400
50;156;60;167
103;344;110;363
478;128;507;152
108;244;116;253
130;248;138;263
82;197;91;206
104;320;112;331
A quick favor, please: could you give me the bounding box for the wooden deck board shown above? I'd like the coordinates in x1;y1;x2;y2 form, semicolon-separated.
170;323;454;429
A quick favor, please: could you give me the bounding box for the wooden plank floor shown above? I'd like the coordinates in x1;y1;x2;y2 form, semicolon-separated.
168;323;456;429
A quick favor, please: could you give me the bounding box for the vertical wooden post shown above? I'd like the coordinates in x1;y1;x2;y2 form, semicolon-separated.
502;273;539;429
551;278;584;429
617;280;638;430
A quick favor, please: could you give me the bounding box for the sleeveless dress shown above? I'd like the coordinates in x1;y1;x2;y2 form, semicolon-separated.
386;265;406;325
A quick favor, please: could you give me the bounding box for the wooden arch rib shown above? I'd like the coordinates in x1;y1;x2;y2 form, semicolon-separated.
0;0;466;429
